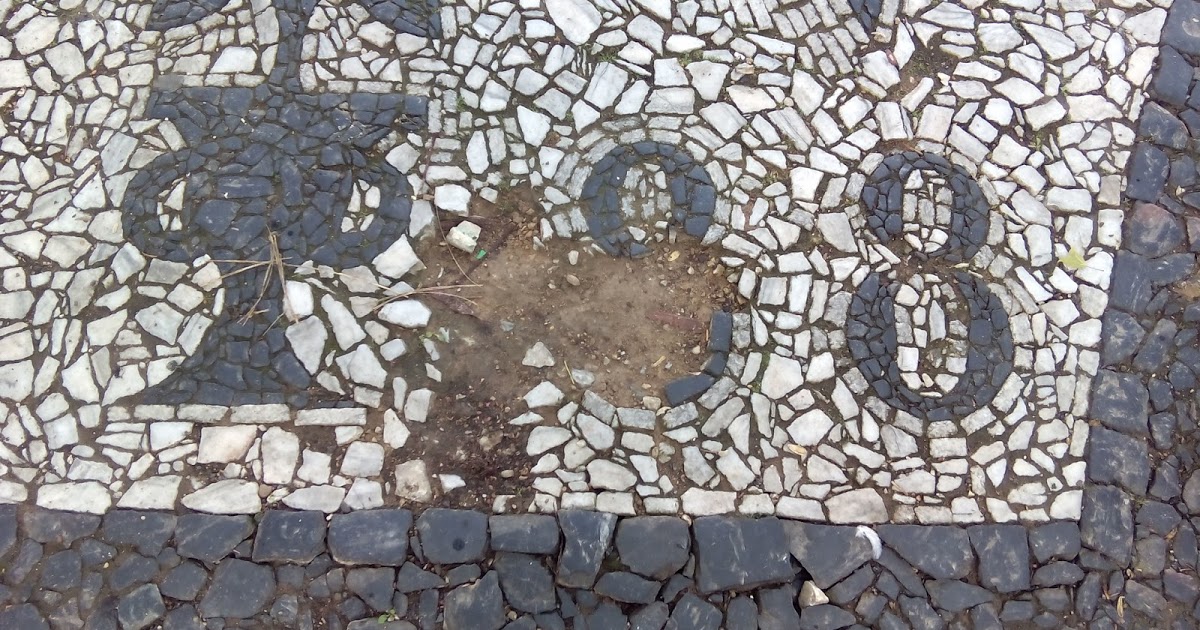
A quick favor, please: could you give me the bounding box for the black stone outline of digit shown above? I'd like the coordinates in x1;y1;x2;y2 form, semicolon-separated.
581;141;716;258
849;152;1014;421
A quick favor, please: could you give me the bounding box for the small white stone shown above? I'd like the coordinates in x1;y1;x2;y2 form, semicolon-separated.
787;409;834;446
394;460;433;502
545;0;602;45
372;237;423;279
522;342;556;368
524;381;565;408
341;441;385;477
182;479;262;514
527;426;573;455
798;581;830;608
681;488;736;516
447;221;481;252
261;427;300;485
432;186;468;214
211;47;257;73
344;479;385;510
118;476;182;510
761;355;804;399
197;426;257;464
587;459;637;490
283;486;347;513
825;489;888;524
380;300;432;328
404;389;434;423
38;482;111;514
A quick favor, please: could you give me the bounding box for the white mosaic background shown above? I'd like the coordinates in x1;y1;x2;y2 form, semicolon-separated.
0;0;1170;521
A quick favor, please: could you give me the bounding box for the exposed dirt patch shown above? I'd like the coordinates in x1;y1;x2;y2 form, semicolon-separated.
399;188;736;500
424;196;735;409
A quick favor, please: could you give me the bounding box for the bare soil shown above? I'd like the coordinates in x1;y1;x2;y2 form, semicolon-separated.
396;189;735;503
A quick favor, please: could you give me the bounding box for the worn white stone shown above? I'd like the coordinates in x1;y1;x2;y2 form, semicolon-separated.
182;479;262;514
380;300;432;327
395;460;434;502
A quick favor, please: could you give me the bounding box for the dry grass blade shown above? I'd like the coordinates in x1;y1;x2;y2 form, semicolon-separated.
370;284;481;313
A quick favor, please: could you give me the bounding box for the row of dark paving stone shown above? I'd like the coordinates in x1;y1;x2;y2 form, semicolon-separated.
0;503;1187;630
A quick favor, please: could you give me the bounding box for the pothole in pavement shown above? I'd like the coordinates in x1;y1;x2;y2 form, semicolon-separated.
391;190;736;504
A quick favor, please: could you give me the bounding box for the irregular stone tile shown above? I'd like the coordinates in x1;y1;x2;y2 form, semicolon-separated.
724;596;757;630
490;515;560;555
1033;562;1085;586
1089;370;1149;435
615;516;690;580
0;505;16;559
0;604;48;630
198;559;275;619
899;595;943;629
967;525;1030;593
329;509;412;565
160;561;207;601
926;580;992;612
1125;580;1168;619
40;549;82;592
444;571;505;630
175;514;255;562
346;567;397;613
110;555;159;591
1087;427;1151;495
22;508;100;546
879;525;974;580
797;604;854;630
1125;142;1169;202
595;571;661;604
693;516;795;593
494;553;556;613
1081;486;1134;566
1029;523;1081;565
397;562;443;593
252;510;326;563
556;510;617;589
1129;203;1184;257
668;593;722;630
118;583;166;630
580;600;623;628
782;522;875;589
101;510;176;556
757;585;800;629
163;605;205;630
416;509;488;564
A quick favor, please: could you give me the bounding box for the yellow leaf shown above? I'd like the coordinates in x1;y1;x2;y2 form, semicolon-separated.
785;444;807;457
668;250;680;262
1058;247;1087;270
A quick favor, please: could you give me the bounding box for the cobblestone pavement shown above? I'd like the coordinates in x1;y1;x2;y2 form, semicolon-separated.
0;0;1197;626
